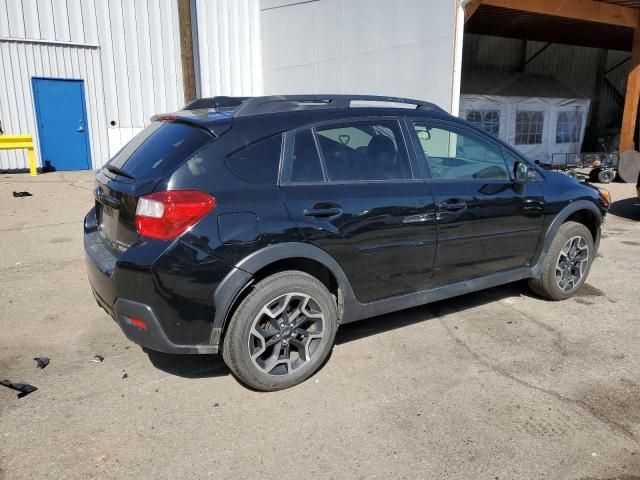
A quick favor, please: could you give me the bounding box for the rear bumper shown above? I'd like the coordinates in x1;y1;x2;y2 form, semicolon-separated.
113;299;218;354
84;208;224;354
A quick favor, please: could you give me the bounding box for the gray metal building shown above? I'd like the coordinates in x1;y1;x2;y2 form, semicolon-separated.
0;0;262;171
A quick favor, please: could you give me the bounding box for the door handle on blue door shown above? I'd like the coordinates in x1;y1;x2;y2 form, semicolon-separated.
76;126;84;132
303;204;342;218
438;199;467;211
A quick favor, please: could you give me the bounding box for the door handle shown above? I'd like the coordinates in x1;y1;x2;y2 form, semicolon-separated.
438;199;467;211
76;126;85;132
303;206;342;218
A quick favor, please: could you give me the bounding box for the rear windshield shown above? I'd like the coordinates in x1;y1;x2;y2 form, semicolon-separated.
107;121;212;179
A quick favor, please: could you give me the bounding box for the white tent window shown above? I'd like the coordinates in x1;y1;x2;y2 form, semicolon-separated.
555;110;582;144
515;111;544;145
466;110;500;135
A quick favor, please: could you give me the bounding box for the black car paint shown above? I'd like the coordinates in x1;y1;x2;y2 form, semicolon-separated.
84;106;608;354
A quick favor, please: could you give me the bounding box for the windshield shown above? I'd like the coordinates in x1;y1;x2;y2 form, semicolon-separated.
107;122;212;179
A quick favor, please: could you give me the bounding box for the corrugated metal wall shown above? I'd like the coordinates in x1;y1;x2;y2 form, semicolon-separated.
193;0;263;97
0;0;186;170
0;39;106;170
0;0;263;171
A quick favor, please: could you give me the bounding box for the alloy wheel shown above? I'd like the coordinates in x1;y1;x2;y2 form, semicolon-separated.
248;293;325;375
555;235;589;293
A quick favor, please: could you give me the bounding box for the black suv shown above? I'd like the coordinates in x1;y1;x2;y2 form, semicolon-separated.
85;95;610;390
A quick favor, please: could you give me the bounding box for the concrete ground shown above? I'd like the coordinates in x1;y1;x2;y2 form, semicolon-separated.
1;171;639;480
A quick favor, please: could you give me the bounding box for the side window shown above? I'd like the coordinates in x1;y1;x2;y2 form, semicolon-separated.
412;121;509;180
288;129;325;183
226;134;282;184
314;120;413;181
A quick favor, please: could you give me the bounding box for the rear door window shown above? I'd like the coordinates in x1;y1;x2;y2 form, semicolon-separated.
107;121;212;179
315;120;413;181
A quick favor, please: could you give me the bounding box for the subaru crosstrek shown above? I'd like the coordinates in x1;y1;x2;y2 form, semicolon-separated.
85;95;611;391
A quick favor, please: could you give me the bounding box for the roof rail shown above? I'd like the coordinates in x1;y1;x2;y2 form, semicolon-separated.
184;96;249;111
232;95;445;117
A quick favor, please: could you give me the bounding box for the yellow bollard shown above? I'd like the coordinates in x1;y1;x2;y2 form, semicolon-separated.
0;135;38;176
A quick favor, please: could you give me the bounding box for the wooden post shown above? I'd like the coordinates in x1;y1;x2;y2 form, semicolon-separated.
177;0;197;105
465;0;482;23
620;27;640;152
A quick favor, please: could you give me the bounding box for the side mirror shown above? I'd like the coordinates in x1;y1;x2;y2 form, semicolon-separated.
514;161;529;183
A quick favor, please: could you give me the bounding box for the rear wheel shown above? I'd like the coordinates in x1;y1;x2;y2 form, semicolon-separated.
528;221;594;300
222;271;338;391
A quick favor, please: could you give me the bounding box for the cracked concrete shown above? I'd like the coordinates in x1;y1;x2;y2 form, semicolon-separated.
1;171;639;479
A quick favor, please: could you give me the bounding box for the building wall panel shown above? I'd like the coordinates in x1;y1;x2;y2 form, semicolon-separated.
260;0;457;111
193;0;263;97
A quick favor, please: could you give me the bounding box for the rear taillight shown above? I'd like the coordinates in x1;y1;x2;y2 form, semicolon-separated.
135;191;216;240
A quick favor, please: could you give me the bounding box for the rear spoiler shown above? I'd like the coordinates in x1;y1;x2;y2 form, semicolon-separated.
183;96;249;111
150;111;233;138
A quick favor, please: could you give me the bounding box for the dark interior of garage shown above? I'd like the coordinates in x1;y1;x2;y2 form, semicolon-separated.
463;0;640;181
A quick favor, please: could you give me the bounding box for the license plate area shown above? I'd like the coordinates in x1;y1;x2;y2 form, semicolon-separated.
98;203;119;244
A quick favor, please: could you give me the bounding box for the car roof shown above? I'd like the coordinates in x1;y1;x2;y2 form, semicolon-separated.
155;95;453;136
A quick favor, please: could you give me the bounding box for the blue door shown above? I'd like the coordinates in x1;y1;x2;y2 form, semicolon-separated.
32;78;91;170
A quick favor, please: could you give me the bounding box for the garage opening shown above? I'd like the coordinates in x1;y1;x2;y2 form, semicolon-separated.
462;0;640;182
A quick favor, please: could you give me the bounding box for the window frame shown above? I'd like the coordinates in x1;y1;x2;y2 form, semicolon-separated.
406;118;514;183
279;116;422;186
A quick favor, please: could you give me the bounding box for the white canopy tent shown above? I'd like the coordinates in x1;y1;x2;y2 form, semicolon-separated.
460;73;590;165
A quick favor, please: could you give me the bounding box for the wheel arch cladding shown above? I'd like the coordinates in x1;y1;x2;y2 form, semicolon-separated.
217;242;357;333
565;209;599;243
531;200;602;277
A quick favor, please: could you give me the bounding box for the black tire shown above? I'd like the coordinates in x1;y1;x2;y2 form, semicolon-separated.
597;169;614;184
528;221;595;301
222;271;338;391
589;168;601;182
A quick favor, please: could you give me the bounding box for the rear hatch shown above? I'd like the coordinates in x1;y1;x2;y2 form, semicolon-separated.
95;120;215;255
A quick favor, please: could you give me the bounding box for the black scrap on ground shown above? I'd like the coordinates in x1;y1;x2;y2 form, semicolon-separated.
0;380;37;398
34;357;50;369
12;191;33;197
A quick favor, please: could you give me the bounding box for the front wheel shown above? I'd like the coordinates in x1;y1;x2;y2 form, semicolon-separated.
222;271;338;391
528;221;595;301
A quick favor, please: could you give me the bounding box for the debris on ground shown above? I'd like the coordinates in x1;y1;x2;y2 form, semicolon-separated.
89;355;104;363
122;373;128;379
0;380;38;398
12;191;33;197
33;357;50;369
